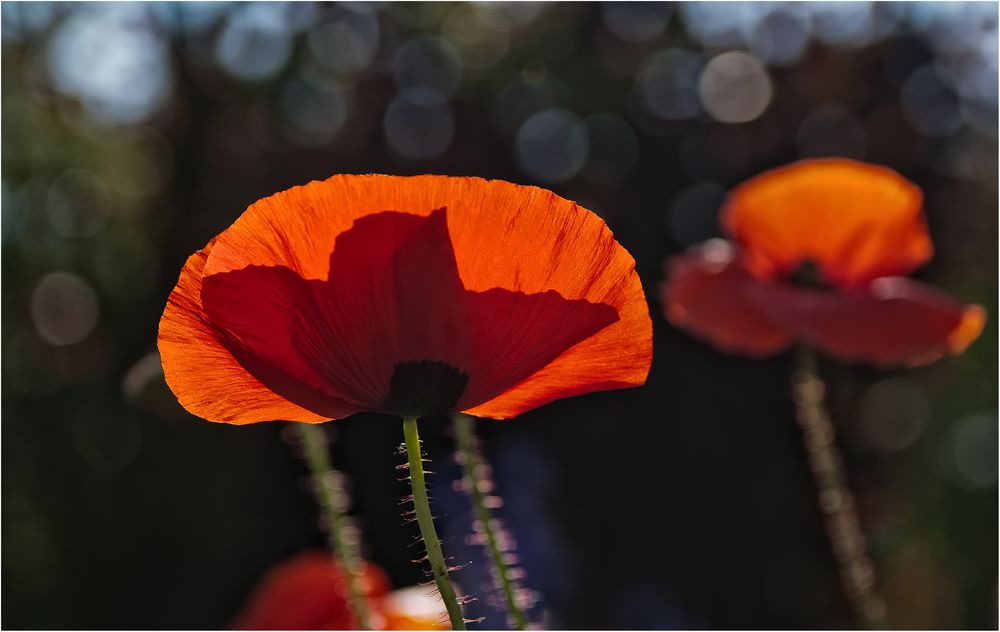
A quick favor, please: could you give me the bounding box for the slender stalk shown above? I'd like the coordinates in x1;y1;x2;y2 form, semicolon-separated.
402;416;467;630
453;414;528;630
296;423;373;630
792;346;889;630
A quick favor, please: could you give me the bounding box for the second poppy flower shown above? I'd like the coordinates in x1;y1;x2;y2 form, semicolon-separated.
662;159;984;366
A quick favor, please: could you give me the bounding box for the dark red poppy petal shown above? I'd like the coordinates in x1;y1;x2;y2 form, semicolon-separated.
202;209;472;413
748;277;986;367
660;240;795;357
201;264;378;414
457;288;620;410
158;242;335;424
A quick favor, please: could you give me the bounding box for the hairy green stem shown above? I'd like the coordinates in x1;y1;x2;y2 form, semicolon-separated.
296;423;372;630
453;414;528;630
402;416;467;630
793;347;889;630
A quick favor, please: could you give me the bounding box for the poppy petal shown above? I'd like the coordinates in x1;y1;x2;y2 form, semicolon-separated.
749;277;986;367
203;209;622;417
203;175;651;419
200;264;375;416
659;240;794;357
201;209;470;413
157;243;333;424
457;286;623;415
421;178;652;417
723;159;932;287
232;552;389;630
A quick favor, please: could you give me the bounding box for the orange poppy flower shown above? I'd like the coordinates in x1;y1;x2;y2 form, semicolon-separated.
232;551;448;630
159;175;651;424
661;159;985;366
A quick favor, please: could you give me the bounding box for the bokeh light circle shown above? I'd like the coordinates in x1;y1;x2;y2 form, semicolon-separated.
30;272;100;346
744;8;811;66
279;75;352;144
515;108;589;184
636;48;704;121
384;96;455;160
392;36;463;106
307;9;380;76
698;51;773;124
215;9;293;82
46;6;173;125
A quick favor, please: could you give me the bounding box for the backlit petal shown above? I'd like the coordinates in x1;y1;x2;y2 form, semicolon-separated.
660;240;794;357
723;159;931;287
200;211;460;412
157;242;335;424
393;179;652;418
749;277;986;367
203;175;651;420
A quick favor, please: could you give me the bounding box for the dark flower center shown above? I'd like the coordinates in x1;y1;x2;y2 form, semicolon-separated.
384;360;470;416
790;259;829;290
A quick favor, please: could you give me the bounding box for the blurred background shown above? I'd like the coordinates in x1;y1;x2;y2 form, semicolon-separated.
2;1;997;629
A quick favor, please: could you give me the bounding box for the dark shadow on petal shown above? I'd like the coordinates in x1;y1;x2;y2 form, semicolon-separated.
459;288;620;409
202;265;363;418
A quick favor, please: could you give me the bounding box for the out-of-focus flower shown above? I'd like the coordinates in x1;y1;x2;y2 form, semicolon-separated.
661;159;985;366
232;551;448;630
159;175;651;424
379;586;449;631
232;552;387;630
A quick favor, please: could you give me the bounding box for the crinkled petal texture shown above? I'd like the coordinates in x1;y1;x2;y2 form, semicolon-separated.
159;175;651;423
662;244;985;367
723;159;932;287
158;241;335;424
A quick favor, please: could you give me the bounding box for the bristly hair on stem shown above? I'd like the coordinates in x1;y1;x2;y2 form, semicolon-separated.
294;423;373;630
792;346;889;630
452;413;532;630
401;416;468;630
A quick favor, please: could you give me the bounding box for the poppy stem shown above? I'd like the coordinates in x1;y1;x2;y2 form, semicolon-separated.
792;346;889;630
452;414;529;630
296;423;373;630
402;416;468;631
